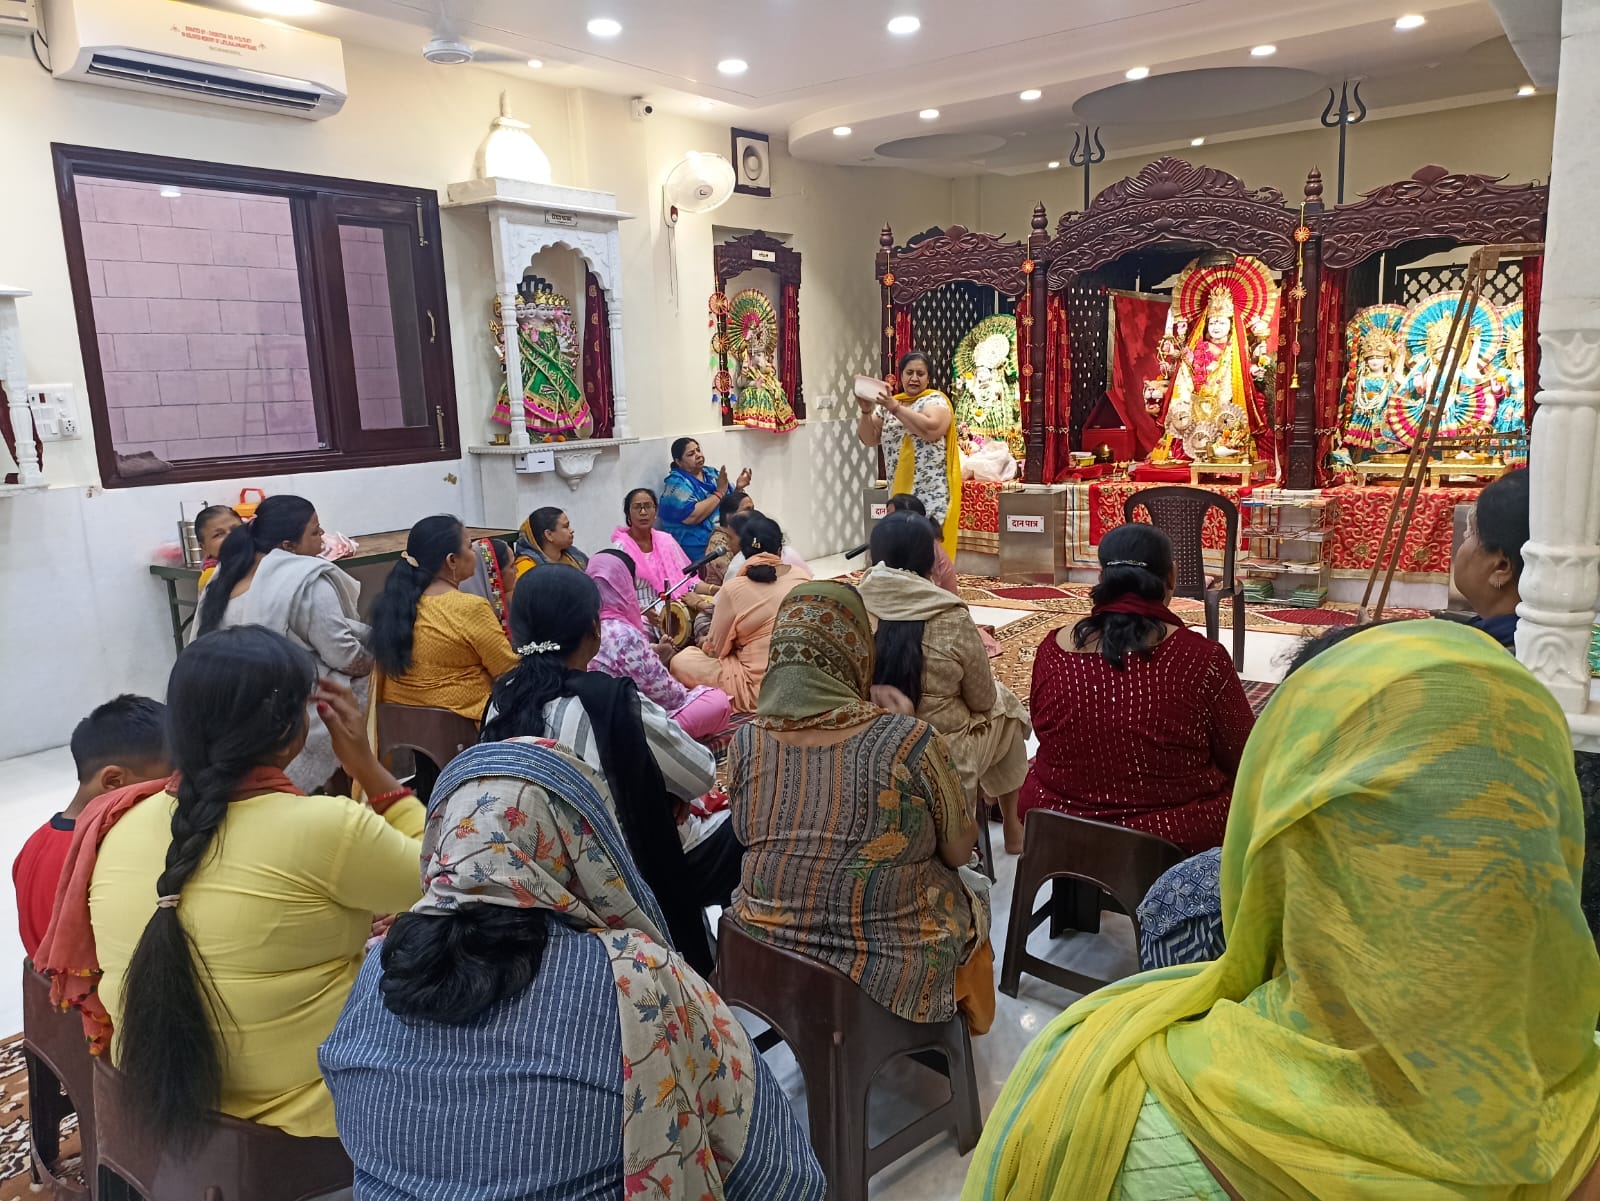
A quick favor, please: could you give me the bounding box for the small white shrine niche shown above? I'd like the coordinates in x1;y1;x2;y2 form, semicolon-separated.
447;97;634;495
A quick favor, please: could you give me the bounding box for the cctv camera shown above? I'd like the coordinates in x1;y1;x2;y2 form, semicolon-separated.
630;97;655;121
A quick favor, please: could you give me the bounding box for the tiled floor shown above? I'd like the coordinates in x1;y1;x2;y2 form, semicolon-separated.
0;561;1303;1197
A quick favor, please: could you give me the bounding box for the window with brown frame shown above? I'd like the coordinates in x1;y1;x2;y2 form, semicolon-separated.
52;144;458;488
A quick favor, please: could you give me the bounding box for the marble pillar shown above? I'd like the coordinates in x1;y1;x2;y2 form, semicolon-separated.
1518;0;1600;748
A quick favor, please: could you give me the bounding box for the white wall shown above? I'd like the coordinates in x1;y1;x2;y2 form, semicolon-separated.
0;36;950;757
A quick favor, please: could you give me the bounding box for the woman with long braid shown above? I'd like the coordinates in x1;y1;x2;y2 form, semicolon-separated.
61;626;425;1143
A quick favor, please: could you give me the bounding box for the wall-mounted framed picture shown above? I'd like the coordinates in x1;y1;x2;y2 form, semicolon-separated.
731;128;772;197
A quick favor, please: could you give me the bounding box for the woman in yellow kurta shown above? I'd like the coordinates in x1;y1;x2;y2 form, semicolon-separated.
964;620;1600;1201
510;505;589;582
669;513;811;712
88;625;424;1143
855;351;963;558
371;515;521;721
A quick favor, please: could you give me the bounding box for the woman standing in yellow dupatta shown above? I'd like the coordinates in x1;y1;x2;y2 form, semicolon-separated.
857;351;963;558
966;619;1600;1201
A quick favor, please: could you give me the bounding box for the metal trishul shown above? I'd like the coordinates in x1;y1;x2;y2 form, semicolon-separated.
1319;79;1368;204
1068;126;1106;210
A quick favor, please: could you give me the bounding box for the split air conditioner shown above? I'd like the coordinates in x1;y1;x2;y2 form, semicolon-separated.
45;0;346;120
0;0;40;37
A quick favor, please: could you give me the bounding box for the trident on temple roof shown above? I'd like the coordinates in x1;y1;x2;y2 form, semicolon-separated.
1319;79;1368;205
1069;126;1106;210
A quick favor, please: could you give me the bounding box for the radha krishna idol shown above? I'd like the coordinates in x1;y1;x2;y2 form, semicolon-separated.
1339;304;1408;456
1490;301;1528;465
1151;255;1278;470
1386;291;1499;449
724;289;797;433
491;280;591;438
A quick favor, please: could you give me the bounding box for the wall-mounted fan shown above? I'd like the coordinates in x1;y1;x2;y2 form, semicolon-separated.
662;152;735;307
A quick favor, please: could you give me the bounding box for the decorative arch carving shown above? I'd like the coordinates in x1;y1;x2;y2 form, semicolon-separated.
1314;165;1548;268
714;229;801;289
1043;157;1300;288
877;225;1029;303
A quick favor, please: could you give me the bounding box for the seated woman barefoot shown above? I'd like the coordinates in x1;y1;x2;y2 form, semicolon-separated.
38;626;423;1140
370;515;519;722
586;549;734;742
481;564;738;974
1020;523;1253;854
612;488;717;625
858;512;1032;853
320;739;825;1201
965;620;1600;1201
196;494;371;792
671;513;812;713
729;582;995;1033
512;505;589;581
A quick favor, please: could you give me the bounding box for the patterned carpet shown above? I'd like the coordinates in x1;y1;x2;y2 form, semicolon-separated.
955;575;1429;637
0;1031;84;1200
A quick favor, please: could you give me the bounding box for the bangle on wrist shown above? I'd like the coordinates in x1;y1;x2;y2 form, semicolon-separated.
370;785;415;815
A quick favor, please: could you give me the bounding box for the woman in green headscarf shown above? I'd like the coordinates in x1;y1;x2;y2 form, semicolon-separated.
727;581;996;1032
966;619;1600;1201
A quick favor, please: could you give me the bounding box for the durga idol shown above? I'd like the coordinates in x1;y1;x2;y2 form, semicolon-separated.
1156;287;1263;465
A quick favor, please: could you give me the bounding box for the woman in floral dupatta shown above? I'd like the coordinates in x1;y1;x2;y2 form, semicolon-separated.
320;738;825;1201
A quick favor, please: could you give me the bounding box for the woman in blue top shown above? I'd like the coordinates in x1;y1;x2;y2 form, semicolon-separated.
320;739;824;1201
659;436;751;561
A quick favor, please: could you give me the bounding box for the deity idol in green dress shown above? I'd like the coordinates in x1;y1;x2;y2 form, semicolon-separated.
491;288;592;438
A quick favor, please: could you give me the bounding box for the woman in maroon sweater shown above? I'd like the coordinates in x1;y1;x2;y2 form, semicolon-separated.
1020;523;1254;854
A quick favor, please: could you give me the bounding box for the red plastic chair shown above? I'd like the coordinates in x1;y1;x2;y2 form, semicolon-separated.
715;915;982;1201
999;810;1187;998
22;963;93;1199
1123;485;1246;670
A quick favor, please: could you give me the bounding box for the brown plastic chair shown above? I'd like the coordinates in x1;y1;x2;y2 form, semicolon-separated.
93;1058;352;1201
715;915;982;1201
22;964;93;1199
375;703;478;777
999;810;1187;998
1123;485;1246;670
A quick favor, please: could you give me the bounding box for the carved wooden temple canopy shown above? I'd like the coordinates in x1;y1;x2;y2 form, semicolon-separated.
875;158;1548;487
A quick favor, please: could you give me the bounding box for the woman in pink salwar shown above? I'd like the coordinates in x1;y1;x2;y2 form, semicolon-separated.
586;550;733;742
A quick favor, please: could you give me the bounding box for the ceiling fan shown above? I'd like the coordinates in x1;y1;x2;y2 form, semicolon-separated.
421;0;532;65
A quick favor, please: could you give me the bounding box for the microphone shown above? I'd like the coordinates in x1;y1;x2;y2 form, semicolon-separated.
843;542;870;560
685;546;730;575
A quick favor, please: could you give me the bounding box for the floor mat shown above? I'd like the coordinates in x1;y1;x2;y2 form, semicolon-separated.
0;1031;85;1200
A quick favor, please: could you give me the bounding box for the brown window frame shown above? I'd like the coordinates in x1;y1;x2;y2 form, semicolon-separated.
52;143;460;489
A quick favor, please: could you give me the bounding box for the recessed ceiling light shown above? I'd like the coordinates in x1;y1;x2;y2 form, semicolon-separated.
919;108;939;120
586;17;622;37
159;187;182;199
1019;88;1042;102
241;0;318;14
1250;44;1276;57
1190;137;1205;146
1125;65;1150;80
1047;160;1061;169
526;58;543;69
717;58;748;75
887;15;921;35
1394;13;1426;29
833;125;853;136
1518;84;1537;96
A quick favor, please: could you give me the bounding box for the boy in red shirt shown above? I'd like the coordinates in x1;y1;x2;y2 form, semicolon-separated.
13;695;169;959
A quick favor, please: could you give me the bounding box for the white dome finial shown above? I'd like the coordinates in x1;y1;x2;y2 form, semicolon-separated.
473;91;552;184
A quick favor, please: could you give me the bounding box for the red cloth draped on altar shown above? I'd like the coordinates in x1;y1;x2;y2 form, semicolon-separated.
1042;292;1072;481
582;272;614;438
1314;268;1350;486
1523;255;1542;425
779;281;802;418
892;306;914;385
1016;283;1032;461
1107;293;1166;459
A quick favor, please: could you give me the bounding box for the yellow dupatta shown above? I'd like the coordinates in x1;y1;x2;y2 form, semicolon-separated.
889;388;963;558
965;620;1600;1201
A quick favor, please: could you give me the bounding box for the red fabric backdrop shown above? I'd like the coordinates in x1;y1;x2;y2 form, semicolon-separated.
892;306;914;387
1313;268;1350;486
1523;255;1542;425
1107;293;1167;458
1016;282;1032;465
779;281;802;419
582;272;614;438
1042;292;1073;481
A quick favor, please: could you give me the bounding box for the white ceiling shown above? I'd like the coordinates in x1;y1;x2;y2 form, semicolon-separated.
191;0;1538;177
